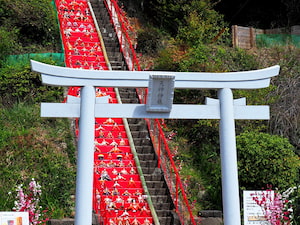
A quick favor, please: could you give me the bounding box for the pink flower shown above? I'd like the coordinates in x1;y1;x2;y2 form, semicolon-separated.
13;179;50;225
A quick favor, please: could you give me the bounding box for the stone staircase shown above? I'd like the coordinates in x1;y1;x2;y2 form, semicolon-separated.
89;1;181;224
118;88;181;225
89;0;127;70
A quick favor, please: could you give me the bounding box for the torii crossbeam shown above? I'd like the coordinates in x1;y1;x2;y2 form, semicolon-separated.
31;60;280;225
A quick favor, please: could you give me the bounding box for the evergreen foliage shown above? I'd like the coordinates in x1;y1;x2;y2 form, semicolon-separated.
237;132;300;190
0;27;20;63
0;0;60;58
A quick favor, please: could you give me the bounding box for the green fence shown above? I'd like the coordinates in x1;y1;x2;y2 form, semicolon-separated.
6;53;65;65
256;34;300;48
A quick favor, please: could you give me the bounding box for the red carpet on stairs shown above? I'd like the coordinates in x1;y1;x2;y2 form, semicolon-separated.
55;1;153;224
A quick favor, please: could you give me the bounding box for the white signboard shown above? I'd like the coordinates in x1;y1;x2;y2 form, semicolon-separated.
243;190;272;225
146;74;175;112
0;212;29;225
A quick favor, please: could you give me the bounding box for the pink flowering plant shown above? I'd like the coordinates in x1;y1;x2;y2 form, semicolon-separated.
251;186;299;225
13;178;50;225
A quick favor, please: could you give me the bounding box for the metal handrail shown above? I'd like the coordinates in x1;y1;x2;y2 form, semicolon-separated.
103;0;141;71
100;0;197;223
136;88;197;225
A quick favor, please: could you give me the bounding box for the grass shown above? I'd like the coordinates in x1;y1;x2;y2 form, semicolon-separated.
0;103;76;218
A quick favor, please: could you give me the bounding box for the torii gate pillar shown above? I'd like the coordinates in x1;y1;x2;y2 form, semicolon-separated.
219;88;240;225
75;86;95;225
31;60;280;225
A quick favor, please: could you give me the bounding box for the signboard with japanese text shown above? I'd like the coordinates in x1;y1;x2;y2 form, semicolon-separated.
0;212;29;225
243;190;272;225
146;74;175;112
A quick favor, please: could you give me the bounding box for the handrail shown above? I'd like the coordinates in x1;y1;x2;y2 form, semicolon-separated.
103;0;141;71
114;87;161;225
101;0;197;223
136;88;197;225
104;0;196;221
87;0;112;70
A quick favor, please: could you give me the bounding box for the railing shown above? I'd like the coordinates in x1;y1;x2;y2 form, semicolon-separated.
103;0;141;71
136;88;197;225
102;0;196;223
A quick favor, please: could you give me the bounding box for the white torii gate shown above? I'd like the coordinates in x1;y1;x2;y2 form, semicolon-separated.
31;60;280;225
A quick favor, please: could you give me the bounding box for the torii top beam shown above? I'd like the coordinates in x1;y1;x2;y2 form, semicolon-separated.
31;60;280;89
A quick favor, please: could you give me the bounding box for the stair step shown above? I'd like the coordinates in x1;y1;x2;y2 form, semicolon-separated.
148;188;167;195
137;153;155;161
135;145;153;154
146;181;166;189
133;138;152;146
118;91;137;98
139;160;157;168
158;217;172;225
130;131;150;139
144;173;163;181
141;166;156;174
119;98;139;103
153;202;172;210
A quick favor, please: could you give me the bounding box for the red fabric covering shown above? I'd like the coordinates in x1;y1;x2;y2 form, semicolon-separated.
54;1;153;224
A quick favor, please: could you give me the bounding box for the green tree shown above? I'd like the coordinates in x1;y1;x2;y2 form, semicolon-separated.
237;131;300;190
0;0;59;49
145;0;188;34
177;0;229;46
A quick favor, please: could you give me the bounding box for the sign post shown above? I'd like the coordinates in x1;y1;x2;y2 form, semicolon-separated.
31;60;279;225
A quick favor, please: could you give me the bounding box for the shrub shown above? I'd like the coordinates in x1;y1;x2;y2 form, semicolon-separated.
137;26;165;55
0;27;20;63
237;131;300;190
155;42;259;73
179;44;259;72
177;5;229;46
0;57;64;105
1;0;60;47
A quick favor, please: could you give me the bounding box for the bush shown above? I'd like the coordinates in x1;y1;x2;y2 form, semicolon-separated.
1;0;59;47
155;42;259;73
179;44;259;72
256;46;300;152
137;26;165;55
0;0;60;53
166;119;222;210
0;27;20;63
0;57;64;105
177;2;229;46
237;131;300;190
